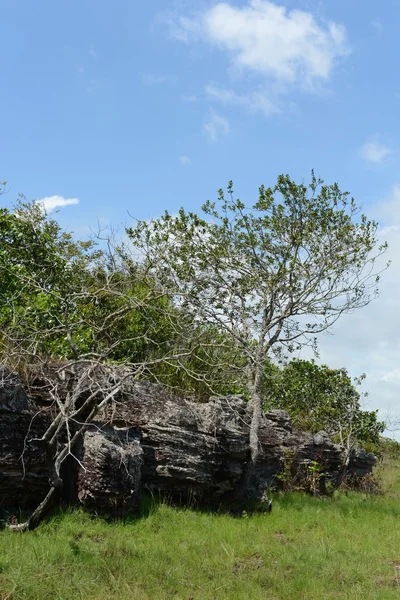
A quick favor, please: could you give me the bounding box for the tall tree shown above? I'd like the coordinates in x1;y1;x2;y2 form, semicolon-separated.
128;173;388;489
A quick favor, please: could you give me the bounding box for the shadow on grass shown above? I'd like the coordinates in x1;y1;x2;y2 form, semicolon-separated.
5;484;400;534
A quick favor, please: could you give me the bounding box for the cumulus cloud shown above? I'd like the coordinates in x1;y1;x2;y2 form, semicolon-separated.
170;1;348;87
36;195;80;212
361;141;394;163
167;1;349;121
203;109;230;141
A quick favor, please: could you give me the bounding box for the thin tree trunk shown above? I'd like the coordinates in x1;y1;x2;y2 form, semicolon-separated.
235;360;264;501
9;487;58;532
249;389;262;465
336;448;352;488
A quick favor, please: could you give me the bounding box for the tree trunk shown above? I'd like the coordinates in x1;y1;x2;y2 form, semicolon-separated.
235;361;264;501
336;449;352;488
8;382;122;532
9;487;58;532
249;389;262;465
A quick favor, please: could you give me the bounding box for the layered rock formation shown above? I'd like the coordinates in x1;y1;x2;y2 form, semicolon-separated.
0;368;50;510
77;426;142;514
0;368;377;519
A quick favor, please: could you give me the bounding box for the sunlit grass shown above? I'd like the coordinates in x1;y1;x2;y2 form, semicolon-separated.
1;457;400;599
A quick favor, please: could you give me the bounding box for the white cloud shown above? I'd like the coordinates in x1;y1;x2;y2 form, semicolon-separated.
375;184;400;224
167;14;200;44
168;1;349;121
36;195;80;212
179;155;191;164
203;109;230;141
206;85;279;116
171;1;348;89
361;141;394;163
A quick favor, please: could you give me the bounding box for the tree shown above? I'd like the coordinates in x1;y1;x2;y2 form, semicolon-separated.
266;359;384;448
128;173;388;489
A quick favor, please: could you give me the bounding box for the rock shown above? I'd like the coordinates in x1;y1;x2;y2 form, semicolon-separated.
0;368;379;516
0;368;50;510
0;366;30;413
264;409;292;432
99;384;251;500
348;448;377;477
77;425;143;514
99;383;347;502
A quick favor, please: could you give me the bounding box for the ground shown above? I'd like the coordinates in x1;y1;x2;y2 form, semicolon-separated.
1;450;400;600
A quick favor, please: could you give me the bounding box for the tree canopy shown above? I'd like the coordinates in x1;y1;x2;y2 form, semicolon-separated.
266;359;385;449
128;172;388;468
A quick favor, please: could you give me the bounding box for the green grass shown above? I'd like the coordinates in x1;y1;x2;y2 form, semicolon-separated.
1;458;400;600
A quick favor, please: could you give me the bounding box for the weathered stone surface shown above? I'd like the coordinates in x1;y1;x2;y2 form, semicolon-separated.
77;425;142;514
99;383;352;501
0;367;30;413
0;369;378;515
0;368;50;511
348;448;377;476
98;384;251;500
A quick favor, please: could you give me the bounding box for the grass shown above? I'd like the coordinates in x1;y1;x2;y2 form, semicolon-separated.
1;456;400;599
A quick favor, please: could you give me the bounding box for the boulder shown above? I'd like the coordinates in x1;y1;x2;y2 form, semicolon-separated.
98;383;251;500
348;448;377;477
77;425;142;514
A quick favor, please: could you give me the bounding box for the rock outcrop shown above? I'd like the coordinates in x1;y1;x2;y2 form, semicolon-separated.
0;368;377;517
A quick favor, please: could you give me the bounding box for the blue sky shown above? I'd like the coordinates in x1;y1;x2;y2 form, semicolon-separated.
2;0;400;429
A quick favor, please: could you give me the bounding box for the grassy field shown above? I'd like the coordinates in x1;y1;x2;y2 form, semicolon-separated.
1;455;400;600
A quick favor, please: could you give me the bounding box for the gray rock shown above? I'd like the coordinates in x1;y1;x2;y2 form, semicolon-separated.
0;367;30;413
77;425;143;514
0;368;50;509
0;368;379;515
348;448;377;477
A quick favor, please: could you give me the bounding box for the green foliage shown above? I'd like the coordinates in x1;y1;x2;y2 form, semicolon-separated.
379;437;400;460
275;448;296;490
0;200;178;367
0;198;244;396
151;322;246;399
130;171;386;358
0;198;97;358
0;178;388;432
128;172;387;463
266;359;385;447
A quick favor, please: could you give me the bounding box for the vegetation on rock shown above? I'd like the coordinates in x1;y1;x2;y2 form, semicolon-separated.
0;173;389;529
